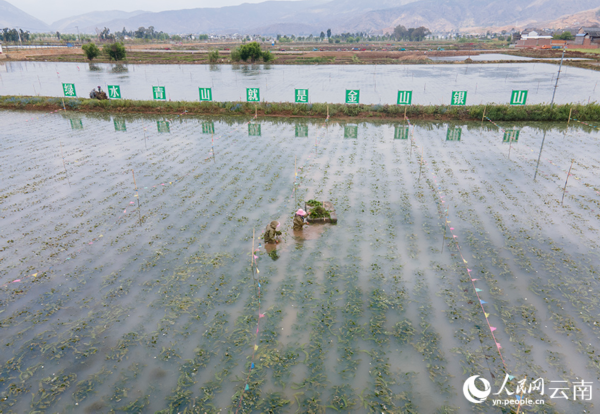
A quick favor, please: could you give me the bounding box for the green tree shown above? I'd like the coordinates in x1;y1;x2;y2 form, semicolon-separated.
230;48;242;62
82;43;100;61
393;25;407;40
239;42;262;62
262;50;274;62
553;31;574;40
103;42;126;61
327;28;331;38
208;49;219;62
320;31;325;41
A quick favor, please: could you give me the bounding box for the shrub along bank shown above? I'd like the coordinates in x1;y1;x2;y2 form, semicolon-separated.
0;96;599;122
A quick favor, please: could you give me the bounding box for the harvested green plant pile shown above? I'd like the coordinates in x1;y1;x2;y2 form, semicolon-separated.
309;205;331;218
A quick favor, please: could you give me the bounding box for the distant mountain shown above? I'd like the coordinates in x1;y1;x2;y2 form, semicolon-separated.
540;7;600;30
0;0;50;32
27;0;600;35
51;10;148;34
347;0;600;33
96;1;326;35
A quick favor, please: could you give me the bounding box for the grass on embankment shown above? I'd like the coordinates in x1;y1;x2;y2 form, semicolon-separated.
1;95;599;122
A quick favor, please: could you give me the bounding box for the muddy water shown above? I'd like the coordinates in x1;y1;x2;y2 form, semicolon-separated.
1;60;599;105
1;111;599;413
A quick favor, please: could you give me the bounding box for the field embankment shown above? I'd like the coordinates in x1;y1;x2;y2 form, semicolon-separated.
1;95;599;122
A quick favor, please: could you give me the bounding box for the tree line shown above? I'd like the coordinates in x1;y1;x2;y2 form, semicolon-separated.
0;28;30;42
392;25;431;41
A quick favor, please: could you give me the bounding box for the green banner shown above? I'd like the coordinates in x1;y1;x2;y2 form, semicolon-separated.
114;119;127;132
157;121;170;133
69;119;83;130
344;125;358;138
202;121;215;134
246;88;260;102
397;91;412;105
394;126;409;140
199;87;212;101
108;85;121;99
295;89;309;103
248;123;261;136
503;129;520;143
295;124;308;137
446;127;462;141
451;91;467;106
510;90;528;106
62;83;76;97
345;89;360;104
153;86;166;101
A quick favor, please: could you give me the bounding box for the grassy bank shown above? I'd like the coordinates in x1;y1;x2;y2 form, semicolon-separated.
1;95;599;122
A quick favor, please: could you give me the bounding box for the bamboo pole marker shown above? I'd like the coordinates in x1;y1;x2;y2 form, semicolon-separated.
534;130;547;181
515;383;526;414
563;107;573;139
418;146;423;181
561;159;574;205
132;169;142;226
60;142;71;187
481;106;486;125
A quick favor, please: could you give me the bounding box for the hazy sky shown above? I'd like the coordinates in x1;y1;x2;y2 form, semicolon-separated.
10;0;299;24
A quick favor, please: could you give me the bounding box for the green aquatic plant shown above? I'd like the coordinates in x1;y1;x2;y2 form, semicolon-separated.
308;205;330;219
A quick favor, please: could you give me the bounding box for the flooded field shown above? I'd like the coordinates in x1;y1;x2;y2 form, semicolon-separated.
1;60;599;105
1;109;600;413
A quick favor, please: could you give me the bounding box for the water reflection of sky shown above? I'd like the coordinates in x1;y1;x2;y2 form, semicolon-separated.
1;111;599;413
0;60;598;105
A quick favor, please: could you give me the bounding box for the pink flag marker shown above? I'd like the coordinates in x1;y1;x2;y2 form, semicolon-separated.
259;313;265;318
490;327;497;332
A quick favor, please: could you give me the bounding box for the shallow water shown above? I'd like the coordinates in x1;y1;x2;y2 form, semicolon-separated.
1;60;599;105
429;53;591;62
1;110;600;413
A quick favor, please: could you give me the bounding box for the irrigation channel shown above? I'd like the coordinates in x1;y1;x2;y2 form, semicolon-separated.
0;60;599;105
1;110;600;413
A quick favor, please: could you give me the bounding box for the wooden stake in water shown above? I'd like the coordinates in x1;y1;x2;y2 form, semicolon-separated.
252;228;255;267
563;108;572;139
418;146;423;181
481;106;486;125
211;133;215;163
561;159;574;205
132;169;142;226
60;142;71;187
550;47;566;109
534;130;547;181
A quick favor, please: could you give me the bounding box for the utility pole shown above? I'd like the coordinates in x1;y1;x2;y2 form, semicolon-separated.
76;26;80;42
550;47;565;109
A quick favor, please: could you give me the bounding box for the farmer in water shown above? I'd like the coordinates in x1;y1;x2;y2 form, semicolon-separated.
263;221;282;244
293;209;310;231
